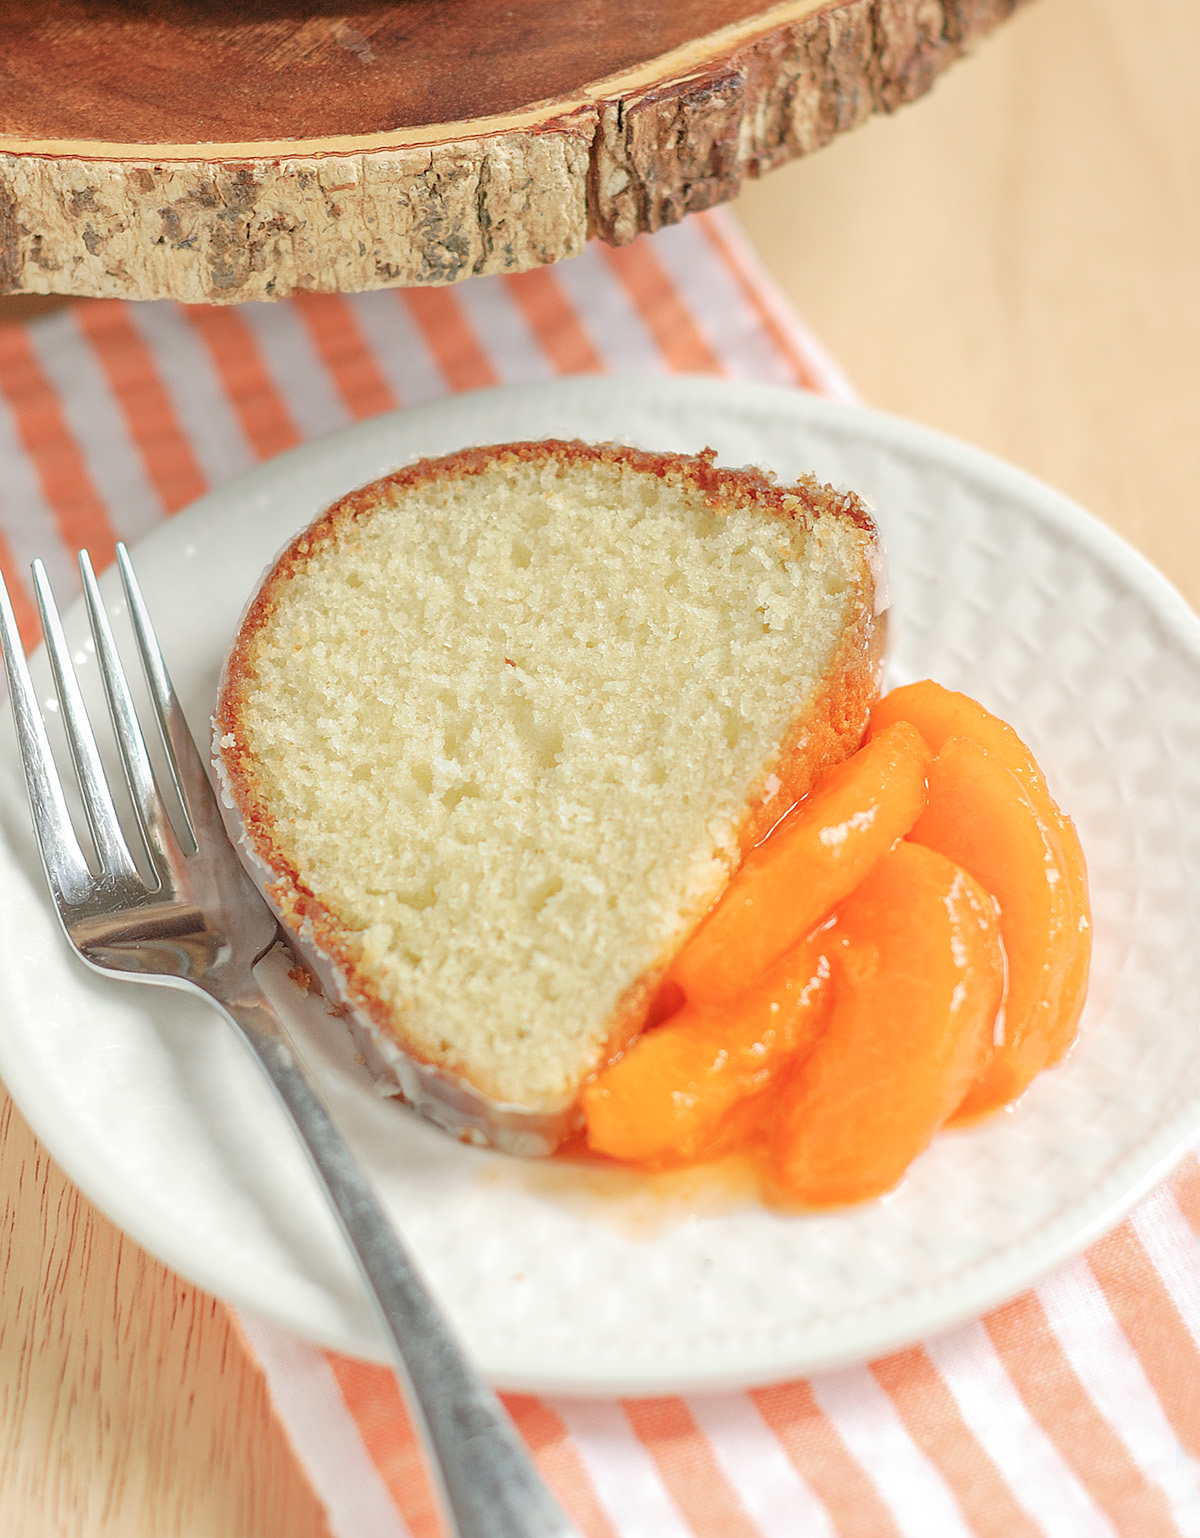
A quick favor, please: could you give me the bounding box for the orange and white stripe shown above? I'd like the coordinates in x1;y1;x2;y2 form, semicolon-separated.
2;208;1200;1538
123;302;256;486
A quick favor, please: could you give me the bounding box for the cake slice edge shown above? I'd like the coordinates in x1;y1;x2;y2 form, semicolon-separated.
212;441;887;1155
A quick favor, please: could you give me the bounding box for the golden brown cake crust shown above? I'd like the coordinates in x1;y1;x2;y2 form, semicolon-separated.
215;439;884;1146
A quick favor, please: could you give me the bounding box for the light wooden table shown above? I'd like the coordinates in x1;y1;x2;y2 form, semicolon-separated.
736;0;1200;612
2;0;1197;1530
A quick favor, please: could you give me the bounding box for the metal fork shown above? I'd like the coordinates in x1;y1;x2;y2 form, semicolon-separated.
0;546;580;1538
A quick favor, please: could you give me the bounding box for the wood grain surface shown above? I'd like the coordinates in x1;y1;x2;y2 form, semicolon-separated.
0;0;821;143
0;1090;332;1538
0;0;1025;301
734;0;1200;611
2;0;1198;1531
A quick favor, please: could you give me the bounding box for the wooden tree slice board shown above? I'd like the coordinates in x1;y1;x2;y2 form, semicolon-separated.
0;0;1027;303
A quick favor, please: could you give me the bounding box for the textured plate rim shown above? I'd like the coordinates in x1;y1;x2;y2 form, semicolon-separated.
1;375;1198;1394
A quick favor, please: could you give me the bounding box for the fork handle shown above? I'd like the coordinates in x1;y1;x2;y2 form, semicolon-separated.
216;985;581;1538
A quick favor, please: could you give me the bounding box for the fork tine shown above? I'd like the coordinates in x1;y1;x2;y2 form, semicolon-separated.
79;550;183;880
0;567;94;905
115;543;207;850
32;559;140;882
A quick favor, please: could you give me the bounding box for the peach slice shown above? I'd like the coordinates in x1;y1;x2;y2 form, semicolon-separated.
583;937;830;1164
771;841;1004;1208
668;721;931;1006
907;736;1079;1118
869;678;1091;1052
870;679;1057;802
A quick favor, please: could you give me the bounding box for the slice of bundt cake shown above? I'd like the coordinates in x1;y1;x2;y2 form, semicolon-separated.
214;440;886;1154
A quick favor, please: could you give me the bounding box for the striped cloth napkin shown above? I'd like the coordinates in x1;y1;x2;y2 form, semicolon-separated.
3;209;1200;1538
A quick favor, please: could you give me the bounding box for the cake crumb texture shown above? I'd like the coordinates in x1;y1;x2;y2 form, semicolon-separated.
220;443;880;1110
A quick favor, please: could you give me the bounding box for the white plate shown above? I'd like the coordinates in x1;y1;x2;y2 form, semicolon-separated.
2;376;1200;1395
